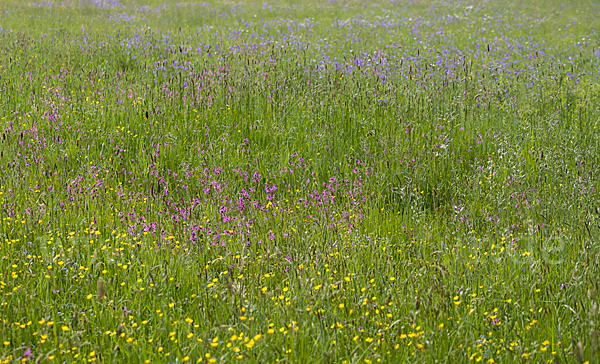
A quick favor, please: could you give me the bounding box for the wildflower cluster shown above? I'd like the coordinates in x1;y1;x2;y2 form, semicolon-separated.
1;0;600;362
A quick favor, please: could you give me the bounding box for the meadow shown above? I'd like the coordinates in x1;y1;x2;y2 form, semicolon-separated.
1;0;600;362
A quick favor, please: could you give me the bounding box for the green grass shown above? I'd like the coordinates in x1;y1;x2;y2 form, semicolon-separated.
1;0;600;362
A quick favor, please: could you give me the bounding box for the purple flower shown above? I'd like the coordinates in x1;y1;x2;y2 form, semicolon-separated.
20;348;34;361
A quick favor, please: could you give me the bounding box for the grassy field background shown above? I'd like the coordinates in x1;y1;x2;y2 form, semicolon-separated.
1;0;600;362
